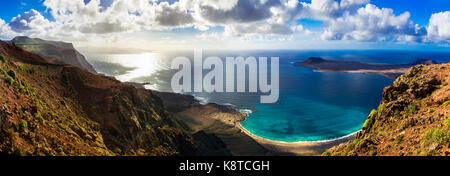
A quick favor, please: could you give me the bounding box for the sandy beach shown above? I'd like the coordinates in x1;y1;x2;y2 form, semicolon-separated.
236;123;357;155
155;91;356;156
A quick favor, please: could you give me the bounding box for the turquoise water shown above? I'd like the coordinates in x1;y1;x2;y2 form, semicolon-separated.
240;66;393;142
86;50;450;142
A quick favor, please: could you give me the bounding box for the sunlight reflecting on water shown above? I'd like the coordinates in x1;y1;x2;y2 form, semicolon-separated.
87;52;170;90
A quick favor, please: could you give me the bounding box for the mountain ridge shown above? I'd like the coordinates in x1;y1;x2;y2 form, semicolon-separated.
324;63;450;156
0;40;205;156
10;36;97;73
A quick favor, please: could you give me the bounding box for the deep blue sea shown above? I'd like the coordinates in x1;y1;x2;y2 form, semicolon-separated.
85;50;450;142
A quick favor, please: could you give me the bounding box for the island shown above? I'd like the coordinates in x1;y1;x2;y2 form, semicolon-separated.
295;57;438;79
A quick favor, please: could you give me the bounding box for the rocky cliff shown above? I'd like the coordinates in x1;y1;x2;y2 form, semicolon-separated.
0;40;201;156
11;36;97;73
325;63;450;156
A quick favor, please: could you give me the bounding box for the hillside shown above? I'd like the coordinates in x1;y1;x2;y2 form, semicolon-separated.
325;63;450;156
11;36;96;73
0;40;202;156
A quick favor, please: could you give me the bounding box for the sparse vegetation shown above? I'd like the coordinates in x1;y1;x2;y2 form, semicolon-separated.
0;55;5;63
442;100;450;106
393;134;404;146
35;114;45;123
321;150;330;156
369;109;377;117
422;128;450;147
0;67;6;76
20;119;28;129
18;66;26;72
4;76;13;85
327;64;450;156
8;69;16;79
406;104;417;114
363;119;371;129
444;117;450;129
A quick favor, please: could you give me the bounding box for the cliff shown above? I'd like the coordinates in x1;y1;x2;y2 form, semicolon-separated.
0;40;201;156
325;63;450;156
11;36;97;73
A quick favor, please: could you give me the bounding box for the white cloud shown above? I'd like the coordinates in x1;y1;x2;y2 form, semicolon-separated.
320;4;426;42
0;0;447;46
427;11;450;43
9;9;52;32
154;1;194;27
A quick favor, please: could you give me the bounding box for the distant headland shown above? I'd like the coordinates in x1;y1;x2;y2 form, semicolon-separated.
295;57;438;79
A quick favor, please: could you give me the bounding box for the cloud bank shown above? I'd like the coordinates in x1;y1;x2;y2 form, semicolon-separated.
0;0;448;45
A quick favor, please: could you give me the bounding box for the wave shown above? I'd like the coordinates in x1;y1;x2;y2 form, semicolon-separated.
215;102;253;117
237;109;253;116
238;123;360;144
192;94;210;105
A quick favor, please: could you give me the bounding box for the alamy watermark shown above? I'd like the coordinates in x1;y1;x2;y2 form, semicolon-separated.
170;49;279;103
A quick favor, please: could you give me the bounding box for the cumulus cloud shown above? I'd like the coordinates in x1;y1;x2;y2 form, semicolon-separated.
427;11;450;43
320;4;427;42
194;0;281;24
155;2;194;27
0;0;447;45
9;9;52;32
301;0;369;20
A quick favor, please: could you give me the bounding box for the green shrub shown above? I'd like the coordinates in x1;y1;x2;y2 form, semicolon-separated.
442;100;450;106
422;128;450;146
4;76;13;85
444;117;450;129
321;150;331;156
363;119;371;129
406;104;417;114
369;109;377;117
353;138;361;145
18;66;25;72
20;119;28;129
7;69;16;79
0;67;7;76
19;85;26;93
0;55;5;63
377;103;385;116
394;109;400;118
35;114;45;123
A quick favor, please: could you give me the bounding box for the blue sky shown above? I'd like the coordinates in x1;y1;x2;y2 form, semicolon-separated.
370;0;450;26
0;0;449;51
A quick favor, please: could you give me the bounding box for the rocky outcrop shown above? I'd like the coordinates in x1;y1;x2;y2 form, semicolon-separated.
325;64;450;156
11;36;97;73
0;40;201;156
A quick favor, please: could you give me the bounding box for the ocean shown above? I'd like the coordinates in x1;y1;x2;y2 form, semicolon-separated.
85;50;450;142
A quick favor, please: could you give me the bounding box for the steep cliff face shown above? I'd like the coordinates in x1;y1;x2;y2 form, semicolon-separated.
11;36;97;73
0;40;199;156
325;63;450;156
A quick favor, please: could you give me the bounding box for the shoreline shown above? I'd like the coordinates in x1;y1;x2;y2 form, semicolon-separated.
313;68;409;79
154;90;356;155
236;122;356;155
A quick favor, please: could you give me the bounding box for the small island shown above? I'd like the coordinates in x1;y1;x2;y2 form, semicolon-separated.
295;57;438;79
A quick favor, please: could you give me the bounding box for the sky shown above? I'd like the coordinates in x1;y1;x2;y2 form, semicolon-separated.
0;0;449;51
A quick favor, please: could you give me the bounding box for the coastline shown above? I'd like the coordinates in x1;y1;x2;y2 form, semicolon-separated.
236;122;357;155
152;90;356;155
313;68;409;79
